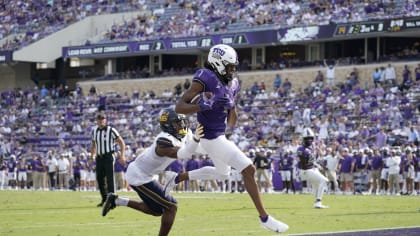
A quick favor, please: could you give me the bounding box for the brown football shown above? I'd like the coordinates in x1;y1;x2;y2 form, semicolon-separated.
190;92;213;104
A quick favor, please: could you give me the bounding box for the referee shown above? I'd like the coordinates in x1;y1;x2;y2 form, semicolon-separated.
90;112;126;207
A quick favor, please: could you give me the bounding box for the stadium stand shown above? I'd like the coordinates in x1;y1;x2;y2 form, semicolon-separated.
2;0;420;50
0;0;419;197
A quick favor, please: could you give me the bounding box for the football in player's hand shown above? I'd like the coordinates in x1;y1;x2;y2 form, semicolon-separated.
190;92;213;104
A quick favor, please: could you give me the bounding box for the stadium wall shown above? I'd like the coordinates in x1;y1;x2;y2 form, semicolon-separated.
78;61;419;96
0;63;32;91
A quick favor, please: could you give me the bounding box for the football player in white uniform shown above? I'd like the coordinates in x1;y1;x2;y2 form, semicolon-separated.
102;108;203;236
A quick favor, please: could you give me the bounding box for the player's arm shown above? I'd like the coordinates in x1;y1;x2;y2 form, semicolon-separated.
175;81;203;115
90;140;96;158
155;138;180;159
157;125;204;159
227;107;237;128
155;140;197;160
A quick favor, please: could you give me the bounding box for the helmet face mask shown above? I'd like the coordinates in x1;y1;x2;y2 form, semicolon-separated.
160;108;187;140
207;44;238;83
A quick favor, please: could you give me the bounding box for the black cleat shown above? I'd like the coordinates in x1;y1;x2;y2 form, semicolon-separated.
102;193;118;217
97;201;104;207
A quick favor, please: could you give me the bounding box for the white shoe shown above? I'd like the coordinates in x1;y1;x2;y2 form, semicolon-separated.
260;215;289;233
314;201;329;209
163;171;178;196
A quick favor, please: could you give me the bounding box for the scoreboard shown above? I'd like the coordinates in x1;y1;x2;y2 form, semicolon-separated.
334;22;384;36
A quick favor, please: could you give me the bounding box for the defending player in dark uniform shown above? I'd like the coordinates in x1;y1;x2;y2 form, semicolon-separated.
101;108;203;236
297;128;329;209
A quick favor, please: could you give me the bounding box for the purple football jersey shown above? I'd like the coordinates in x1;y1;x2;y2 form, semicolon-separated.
297;145;315;170
193;68;240;139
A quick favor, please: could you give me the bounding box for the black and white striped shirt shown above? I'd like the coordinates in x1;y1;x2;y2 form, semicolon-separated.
91;126;120;156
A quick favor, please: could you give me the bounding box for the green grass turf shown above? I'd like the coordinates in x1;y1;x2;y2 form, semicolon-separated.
0;191;419;236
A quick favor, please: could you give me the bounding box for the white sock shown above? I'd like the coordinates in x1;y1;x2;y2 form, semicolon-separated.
115;197;129;206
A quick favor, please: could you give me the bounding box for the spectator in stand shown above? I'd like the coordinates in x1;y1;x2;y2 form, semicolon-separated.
89;85;97;96
375;128;388;149
415;64;420;83
183;79;191;91
98;92;107;111
40;84;49;99
174;83;182;96
324;59;339;88
385;63;397;86
282;78;292;95
408;125;420;145
400;65;414;91
372;68;382;86
314;70;324;89
273;74;282;91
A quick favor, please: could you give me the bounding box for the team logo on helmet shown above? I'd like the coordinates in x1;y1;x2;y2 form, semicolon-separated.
159;108;187;140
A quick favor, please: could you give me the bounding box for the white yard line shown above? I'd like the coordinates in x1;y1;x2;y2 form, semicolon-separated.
286;225;420;236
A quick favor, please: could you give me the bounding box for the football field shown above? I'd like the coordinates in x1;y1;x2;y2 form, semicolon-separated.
0;190;419;236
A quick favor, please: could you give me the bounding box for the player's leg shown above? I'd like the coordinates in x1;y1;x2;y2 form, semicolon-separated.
307;169;329;208
103;181;177;236
201;136;288;232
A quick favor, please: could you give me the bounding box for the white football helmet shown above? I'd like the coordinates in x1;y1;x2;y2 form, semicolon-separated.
302;127;315;139
207;44;238;82
302;127;315;146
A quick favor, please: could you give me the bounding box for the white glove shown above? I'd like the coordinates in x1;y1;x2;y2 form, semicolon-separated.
193;124;204;142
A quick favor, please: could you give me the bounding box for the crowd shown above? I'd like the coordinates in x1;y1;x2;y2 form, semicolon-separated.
0;61;419;197
0;0;149;50
102;0;420;43
2;0;420;50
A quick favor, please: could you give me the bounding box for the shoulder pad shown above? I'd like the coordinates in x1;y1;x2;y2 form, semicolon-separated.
156;137;175;148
